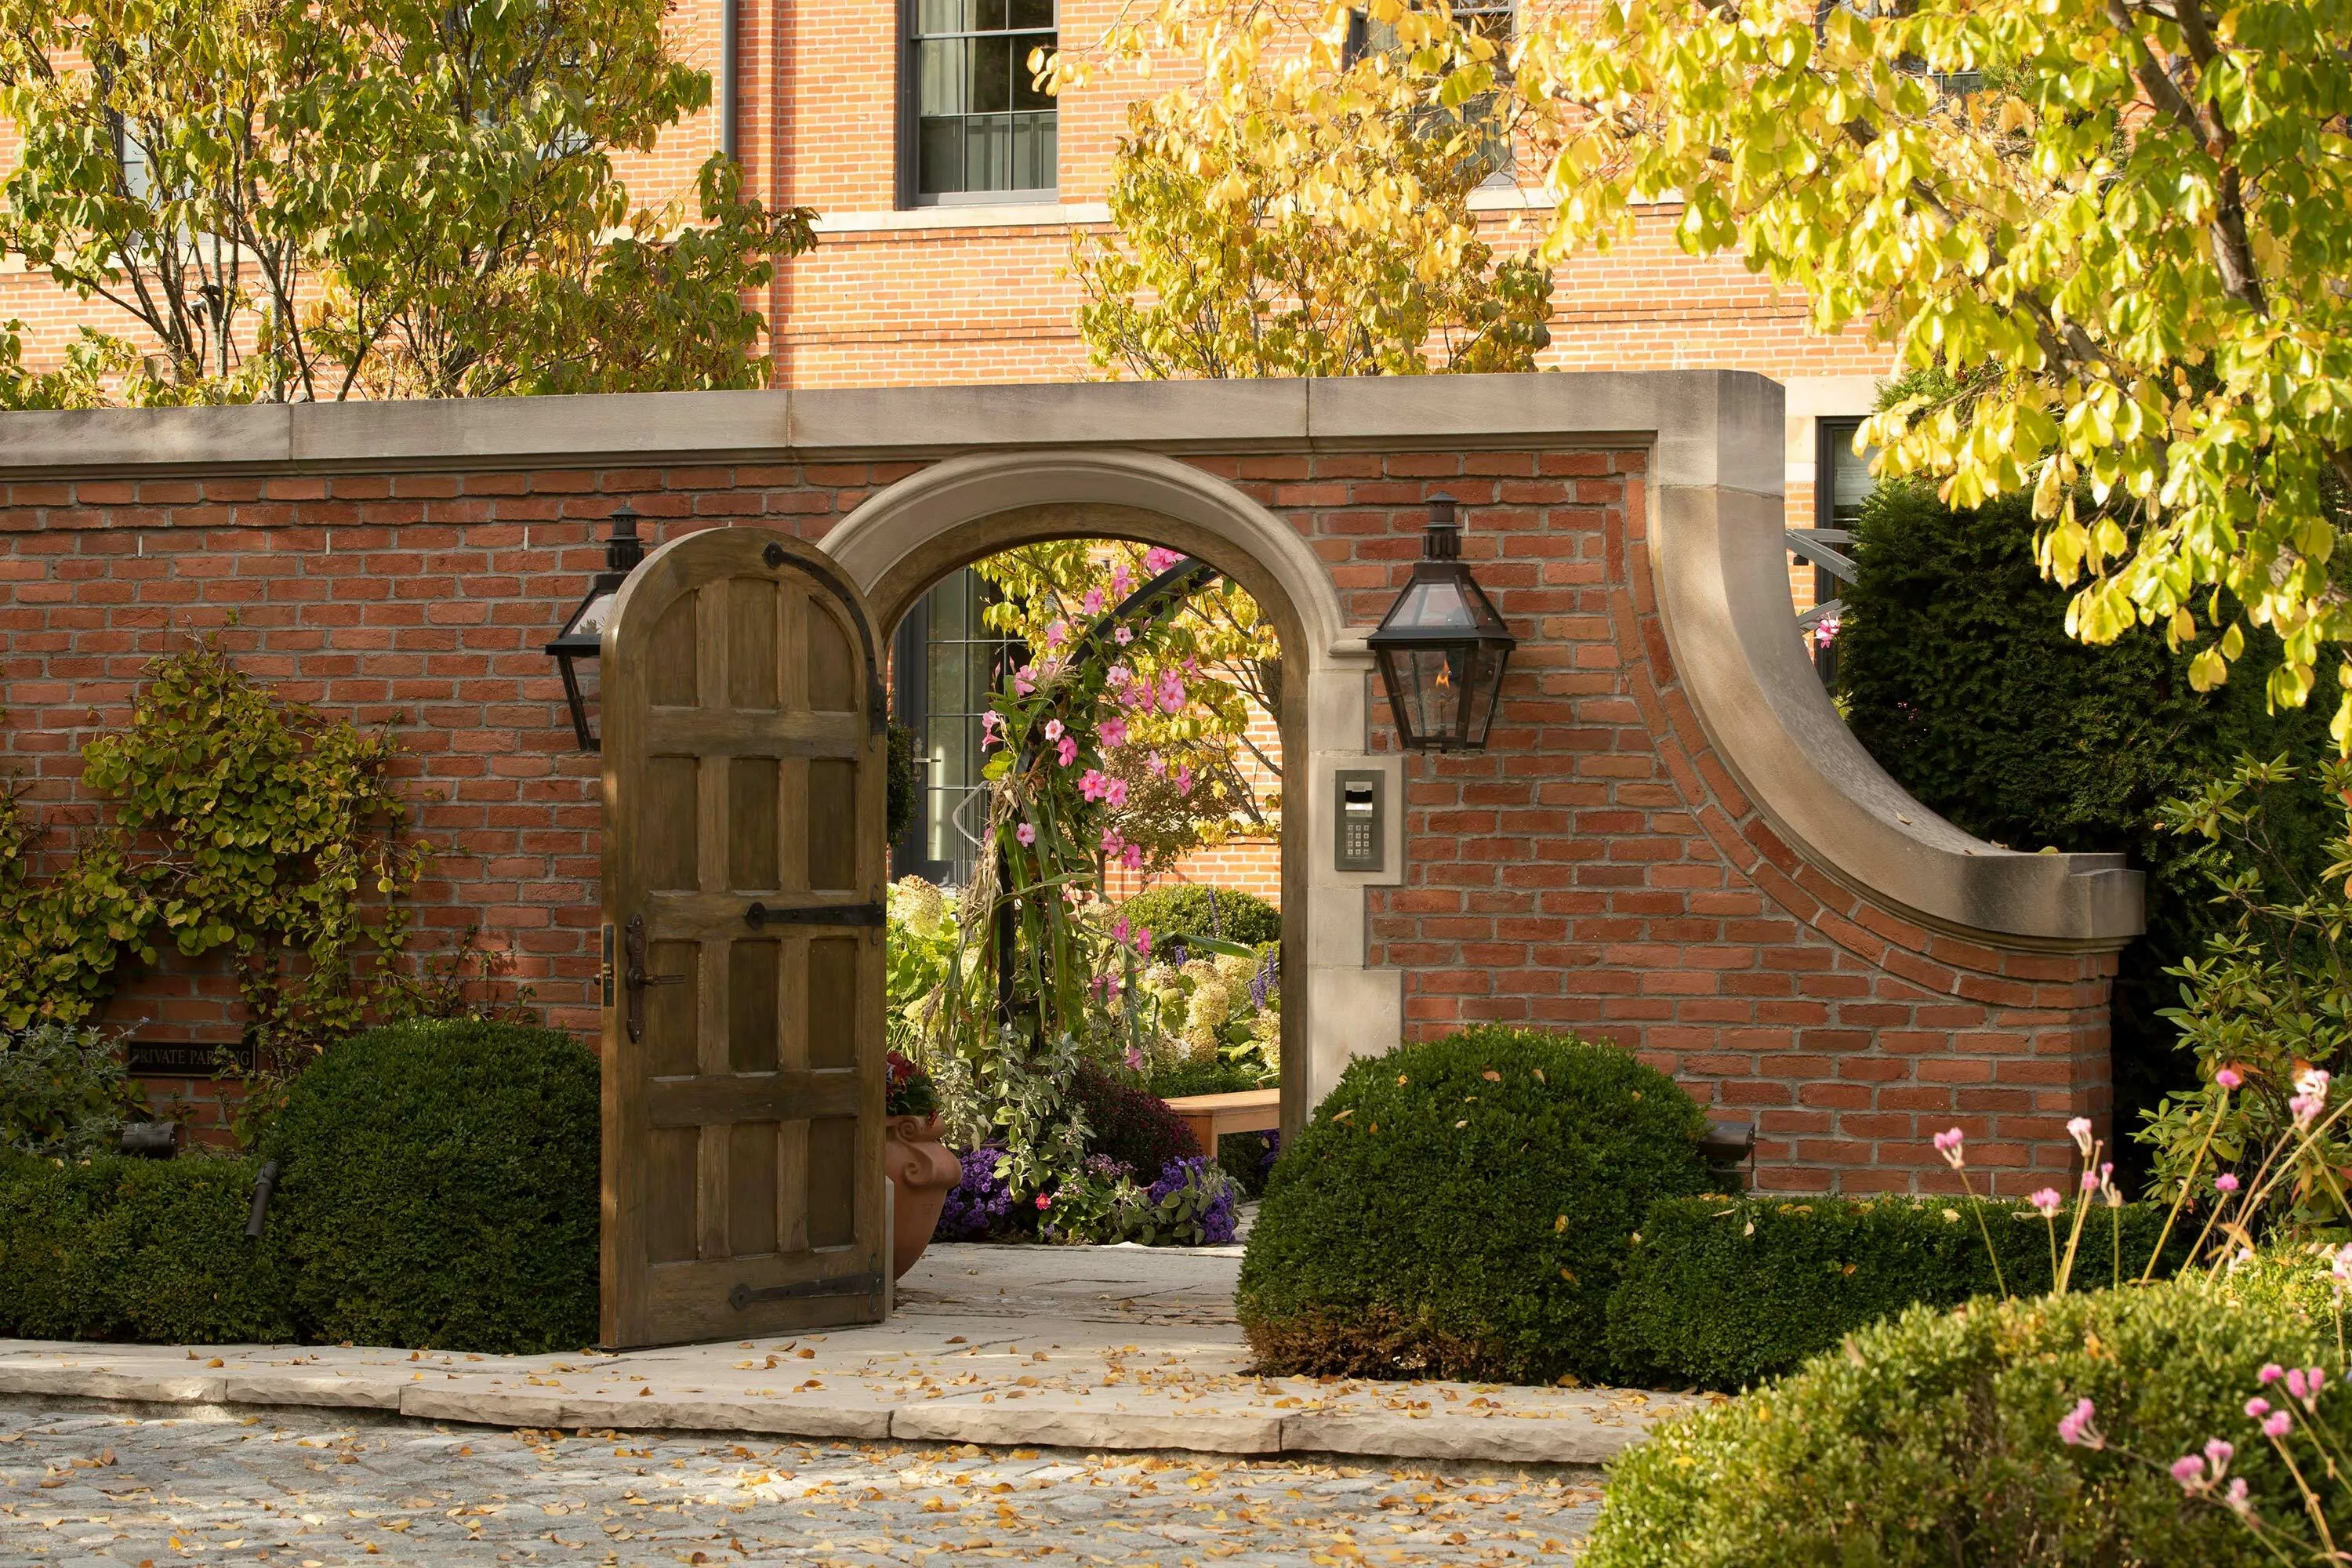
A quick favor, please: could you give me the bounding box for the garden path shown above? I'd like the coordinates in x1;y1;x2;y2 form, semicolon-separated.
0;1246;1698;1467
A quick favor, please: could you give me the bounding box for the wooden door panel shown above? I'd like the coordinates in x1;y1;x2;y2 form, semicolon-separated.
601;528;888;1349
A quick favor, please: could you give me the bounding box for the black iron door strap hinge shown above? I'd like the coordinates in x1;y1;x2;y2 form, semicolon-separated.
623;912;688;1044
743;901;885;930
729;1272;884;1311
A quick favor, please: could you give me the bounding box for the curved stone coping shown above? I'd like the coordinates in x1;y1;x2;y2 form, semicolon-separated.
1651;481;2143;947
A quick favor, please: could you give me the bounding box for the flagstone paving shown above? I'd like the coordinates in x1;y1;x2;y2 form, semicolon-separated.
0;1246;1699;1468
0;1398;1610;1566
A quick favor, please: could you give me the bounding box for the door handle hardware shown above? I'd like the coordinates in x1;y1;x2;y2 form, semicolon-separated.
744;901;885;930
729;1272;884;1311
622;913;688;1044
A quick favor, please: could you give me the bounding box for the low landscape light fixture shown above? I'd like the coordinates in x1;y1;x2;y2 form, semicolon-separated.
544;504;647;753
1367;495;1517;752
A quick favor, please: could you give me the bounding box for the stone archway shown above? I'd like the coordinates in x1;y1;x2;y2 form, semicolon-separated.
821;448;1403;1134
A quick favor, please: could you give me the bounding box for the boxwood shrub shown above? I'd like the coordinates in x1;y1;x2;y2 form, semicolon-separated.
267;1018;599;1353
1584;1262;2333;1568
1237;1026;1711;1384
1607;1194;2192;1390
0;1152;296;1344
1117;884;1282;949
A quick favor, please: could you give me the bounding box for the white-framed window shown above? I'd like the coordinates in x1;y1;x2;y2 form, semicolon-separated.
906;0;1058;205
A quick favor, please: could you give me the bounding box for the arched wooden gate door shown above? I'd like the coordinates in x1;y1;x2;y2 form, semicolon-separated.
598;526;890;1349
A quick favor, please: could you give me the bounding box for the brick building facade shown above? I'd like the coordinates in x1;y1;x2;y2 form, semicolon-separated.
0;376;2139;1190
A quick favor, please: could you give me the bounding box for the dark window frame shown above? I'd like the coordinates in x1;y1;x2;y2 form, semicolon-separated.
899;0;1060;208
889;568;1016;885
1341;0;1517;187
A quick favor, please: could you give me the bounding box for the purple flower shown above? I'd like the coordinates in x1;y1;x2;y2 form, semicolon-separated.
935;1145;1017;1242
1146;1156;1237;1245
2056;1398;2103;1449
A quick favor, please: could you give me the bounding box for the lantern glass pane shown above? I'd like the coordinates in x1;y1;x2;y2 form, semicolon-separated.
1464;645;1506;746
1406;647;1465;746
1384;577;1481;633
567;586;621;642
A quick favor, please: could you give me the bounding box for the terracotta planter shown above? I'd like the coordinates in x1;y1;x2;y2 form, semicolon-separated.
884;1112;961;1279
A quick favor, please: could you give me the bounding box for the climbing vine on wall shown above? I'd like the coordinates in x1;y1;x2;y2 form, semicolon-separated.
0;641;430;1042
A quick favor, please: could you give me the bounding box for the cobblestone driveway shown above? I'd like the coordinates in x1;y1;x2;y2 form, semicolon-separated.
0;1399;1603;1566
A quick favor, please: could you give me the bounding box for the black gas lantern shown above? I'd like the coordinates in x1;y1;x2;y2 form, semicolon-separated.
1367;495;1516;752
544;504;647;753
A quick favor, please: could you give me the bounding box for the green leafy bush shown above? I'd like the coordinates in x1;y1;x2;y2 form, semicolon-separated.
1117;884;1282;949
1071;1061;1200;1178
1584;1264;2332;1568
0;1022;147;1158
1238;1026;1711;1384
0;1152;296;1343
267;1019;599;1353
1608;1195;2190;1390
1835;481;2338;1161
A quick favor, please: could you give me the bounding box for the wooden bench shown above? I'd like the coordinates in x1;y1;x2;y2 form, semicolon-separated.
1164;1088;1281;1156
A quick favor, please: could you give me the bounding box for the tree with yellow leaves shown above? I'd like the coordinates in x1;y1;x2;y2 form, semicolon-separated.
1053;0;2352;737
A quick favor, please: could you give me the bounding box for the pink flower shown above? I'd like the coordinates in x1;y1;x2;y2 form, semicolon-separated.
1044;619;1069;648
1933;1127;1966;1170
1099;717;1127;749
1036;1192;1052;1210
1144;546;1183;575
1105;779;1129;808
2216;1173;2241;1193
1157;670;1187;713
2283;1367;2308;1399
2030;1188;2063;1218
1110;563;1133;598
2261;1363;2286;1386
1112;915;1130;942
1057;735;1078;768
1124;1046;1144;1071
1115;626;1134;645
2067;1116;2095;1156
1147;752;1167;777
2080;1171;2099;1193
2291;1066;2332;1126
1079;768;1110;802
2205;1438;2235;1475
2056;1398;2103;1449
2246;1397;2272;1419
1135;928;1152;958
2216;1067;2244;1091
1044;717;1065;742
1177;765;1196;796
1014;665;1036;696
1101;827;1124;857
2170;1454;2206;1490
2100;1163;2120;1207
2224;1477;2253;1517
1015;822;1036;847
2263;1411;2293;1439
1083;587;1105;615
1122;843;1144;870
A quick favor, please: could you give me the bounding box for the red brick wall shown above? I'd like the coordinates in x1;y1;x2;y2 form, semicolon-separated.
1;446;2111;1189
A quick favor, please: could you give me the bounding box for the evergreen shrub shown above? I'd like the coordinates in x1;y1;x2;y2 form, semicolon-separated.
0;1152;296;1343
1584;1265;2329;1568
1607;1194;2189;1390
1116;884;1281;949
1835;480;2337;1156
267;1018;599;1353
1237;1026;1710;1384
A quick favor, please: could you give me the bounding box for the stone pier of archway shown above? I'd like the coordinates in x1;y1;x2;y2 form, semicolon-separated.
0;373;2140;1192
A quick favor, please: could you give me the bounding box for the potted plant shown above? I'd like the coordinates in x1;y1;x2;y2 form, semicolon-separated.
883;1049;959;1278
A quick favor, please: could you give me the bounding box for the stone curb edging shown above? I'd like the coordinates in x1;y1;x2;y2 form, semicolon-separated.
0;1364;1642;1466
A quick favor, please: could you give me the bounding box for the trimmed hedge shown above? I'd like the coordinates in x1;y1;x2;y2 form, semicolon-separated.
1117;884;1282;949
267;1018;600;1353
1238;1027;1711;1384
1607;1195;2190;1390
1584;1264;2331;1568
0;1152;296;1343
1071;1061;1201;1179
